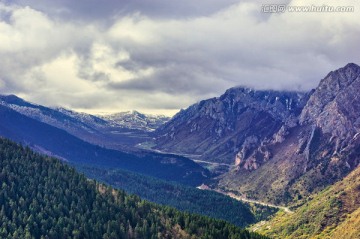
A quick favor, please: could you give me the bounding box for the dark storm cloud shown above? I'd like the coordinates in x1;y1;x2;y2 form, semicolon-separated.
108;63;222;95
8;0;239;20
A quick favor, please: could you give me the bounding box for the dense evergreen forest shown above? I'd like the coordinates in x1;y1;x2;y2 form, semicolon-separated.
81;167;277;227
0;138;269;239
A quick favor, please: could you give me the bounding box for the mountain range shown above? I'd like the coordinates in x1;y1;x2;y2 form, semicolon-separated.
1;63;359;238
0;95;168;150
152;63;360;205
0;91;267;227
0;100;209;186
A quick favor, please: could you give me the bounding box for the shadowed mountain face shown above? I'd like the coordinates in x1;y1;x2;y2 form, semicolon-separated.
0;96;168;151
0;104;210;186
153;63;360;204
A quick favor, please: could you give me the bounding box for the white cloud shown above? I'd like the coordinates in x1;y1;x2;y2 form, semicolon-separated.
0;0;360;116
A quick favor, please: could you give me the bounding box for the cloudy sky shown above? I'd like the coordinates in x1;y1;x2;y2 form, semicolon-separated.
0;0;359;116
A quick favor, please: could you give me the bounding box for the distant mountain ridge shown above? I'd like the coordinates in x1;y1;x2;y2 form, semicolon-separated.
98;110;170;132
0;95;169;133
0;96;168;150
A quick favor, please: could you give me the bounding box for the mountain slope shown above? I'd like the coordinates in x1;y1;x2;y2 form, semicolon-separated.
154;88;307;164
0;95;109;144
0;95;166;150
0;104;209;186
219;63;360;204
0;137;268;239
255;164;360;239
80;165;261;228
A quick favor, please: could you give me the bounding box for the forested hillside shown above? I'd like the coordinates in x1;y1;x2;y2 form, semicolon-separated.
0;138;268;239
80;166;272;227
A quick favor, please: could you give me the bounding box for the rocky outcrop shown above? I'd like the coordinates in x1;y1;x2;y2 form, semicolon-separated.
300;63;360;150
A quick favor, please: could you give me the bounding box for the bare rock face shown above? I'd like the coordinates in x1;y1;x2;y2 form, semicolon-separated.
219;63;360;204
238;63;360;169
300;63;360;148
154;87;306;164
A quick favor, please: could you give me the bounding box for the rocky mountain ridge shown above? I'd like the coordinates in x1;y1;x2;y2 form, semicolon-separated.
300;63;360;156
155;86;308;164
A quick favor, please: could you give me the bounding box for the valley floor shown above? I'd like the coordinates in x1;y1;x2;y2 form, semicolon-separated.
198;185;293;214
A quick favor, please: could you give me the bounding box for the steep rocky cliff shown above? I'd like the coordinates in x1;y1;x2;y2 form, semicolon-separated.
219;63;360;204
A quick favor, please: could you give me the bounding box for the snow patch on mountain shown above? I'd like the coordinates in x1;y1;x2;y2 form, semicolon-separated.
98;111;170;132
